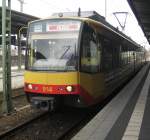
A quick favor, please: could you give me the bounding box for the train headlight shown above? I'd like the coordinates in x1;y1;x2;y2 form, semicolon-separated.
28;84;33;90
66;86;73;92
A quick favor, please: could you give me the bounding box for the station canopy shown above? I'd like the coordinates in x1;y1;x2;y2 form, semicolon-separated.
127;0;150;44
0;7;39;34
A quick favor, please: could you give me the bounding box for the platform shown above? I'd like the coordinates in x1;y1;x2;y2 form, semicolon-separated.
72;63;150;140
0;68;24;92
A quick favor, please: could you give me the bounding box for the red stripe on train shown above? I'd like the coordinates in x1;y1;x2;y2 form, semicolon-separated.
24;83;98;105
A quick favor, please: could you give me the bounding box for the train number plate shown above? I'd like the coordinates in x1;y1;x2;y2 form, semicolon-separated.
42;86;52;92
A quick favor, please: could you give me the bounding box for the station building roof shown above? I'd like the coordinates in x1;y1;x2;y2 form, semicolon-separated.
0;7;39;34
127;0;150;44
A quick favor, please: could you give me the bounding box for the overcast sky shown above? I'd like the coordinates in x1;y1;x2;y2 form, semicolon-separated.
1;0;150;49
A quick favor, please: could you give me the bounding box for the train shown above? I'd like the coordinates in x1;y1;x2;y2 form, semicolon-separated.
24;11;145;110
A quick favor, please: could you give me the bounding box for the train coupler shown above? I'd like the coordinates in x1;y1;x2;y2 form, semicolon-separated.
31;97;55;111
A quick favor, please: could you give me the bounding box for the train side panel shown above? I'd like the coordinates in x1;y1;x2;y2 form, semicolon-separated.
79;72;106;105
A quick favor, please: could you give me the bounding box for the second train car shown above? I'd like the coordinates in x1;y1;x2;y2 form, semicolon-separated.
24;11;145;110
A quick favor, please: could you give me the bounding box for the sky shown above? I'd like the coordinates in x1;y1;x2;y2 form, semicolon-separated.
1;0;150;49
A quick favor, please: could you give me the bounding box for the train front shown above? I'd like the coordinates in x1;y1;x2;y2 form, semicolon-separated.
24;18;83;110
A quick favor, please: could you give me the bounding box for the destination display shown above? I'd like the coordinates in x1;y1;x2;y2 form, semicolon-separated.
46;23;80;32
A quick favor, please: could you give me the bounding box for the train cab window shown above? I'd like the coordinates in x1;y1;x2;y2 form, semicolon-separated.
80;24;100;73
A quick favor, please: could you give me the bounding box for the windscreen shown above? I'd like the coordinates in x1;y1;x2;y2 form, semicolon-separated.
26;19;81;71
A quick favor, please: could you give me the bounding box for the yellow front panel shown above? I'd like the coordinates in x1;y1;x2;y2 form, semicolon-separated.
24;71;79;85
47;72;78;85
24;71;47;84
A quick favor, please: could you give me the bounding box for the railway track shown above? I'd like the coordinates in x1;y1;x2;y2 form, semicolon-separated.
0;84;122;140
0;85;112;140
0;85;115;140
0;111;47;140
0;107;99;140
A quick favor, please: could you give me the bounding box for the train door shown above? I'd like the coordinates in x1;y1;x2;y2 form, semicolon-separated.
79;23;105;104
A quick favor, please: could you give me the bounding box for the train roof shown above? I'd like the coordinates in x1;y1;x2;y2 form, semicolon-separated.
30;11;143;50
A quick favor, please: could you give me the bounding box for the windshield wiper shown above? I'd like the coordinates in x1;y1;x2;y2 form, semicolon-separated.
60;45;71;59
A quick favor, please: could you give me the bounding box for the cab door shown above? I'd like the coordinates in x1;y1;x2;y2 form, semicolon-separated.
79;23;105;100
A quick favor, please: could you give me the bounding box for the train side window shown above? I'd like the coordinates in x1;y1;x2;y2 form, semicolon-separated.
121;44;128;66
80;24;100;73
112;43;120;69
101;38;113;72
